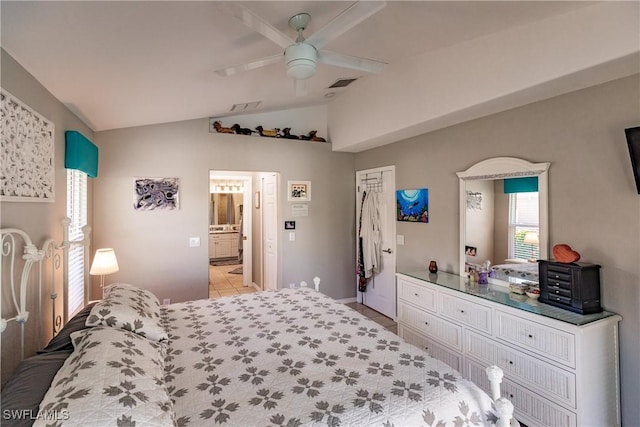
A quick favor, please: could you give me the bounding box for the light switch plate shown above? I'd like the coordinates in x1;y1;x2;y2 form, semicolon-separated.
396;235;405;245
189;237;200;247
289;232;295;241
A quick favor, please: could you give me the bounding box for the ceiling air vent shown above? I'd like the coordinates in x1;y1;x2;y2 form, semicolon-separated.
230;101;261;112
328;78;358;89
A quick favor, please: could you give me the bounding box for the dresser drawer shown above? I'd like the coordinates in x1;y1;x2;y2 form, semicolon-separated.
465;330;576;408
547;264;573;276
397;303;462;351
495;310;575;368
440;293;492;334
398;278;437;313
466;358;577;427
399;325;462;372
547;285;572;298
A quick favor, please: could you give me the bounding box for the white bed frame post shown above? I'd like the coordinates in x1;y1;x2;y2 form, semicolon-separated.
486;365;518;427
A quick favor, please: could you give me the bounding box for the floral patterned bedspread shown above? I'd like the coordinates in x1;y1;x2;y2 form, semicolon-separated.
161;288;497;426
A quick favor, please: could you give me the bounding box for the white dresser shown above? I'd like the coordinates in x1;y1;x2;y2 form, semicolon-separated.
397;271;621;427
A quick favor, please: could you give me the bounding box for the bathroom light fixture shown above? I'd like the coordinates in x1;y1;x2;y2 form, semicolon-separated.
90;248;119;298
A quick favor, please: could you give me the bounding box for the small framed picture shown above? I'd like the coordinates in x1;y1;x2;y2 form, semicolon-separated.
465;245;477;256
287;180;311;201
284;221;296;230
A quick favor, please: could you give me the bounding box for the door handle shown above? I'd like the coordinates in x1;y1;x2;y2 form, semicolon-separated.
382;248;392;254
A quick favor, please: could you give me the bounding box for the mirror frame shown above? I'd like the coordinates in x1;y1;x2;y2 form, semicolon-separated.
457;157;550;277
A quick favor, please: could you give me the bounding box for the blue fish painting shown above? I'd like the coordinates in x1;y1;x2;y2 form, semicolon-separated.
397;188;428;223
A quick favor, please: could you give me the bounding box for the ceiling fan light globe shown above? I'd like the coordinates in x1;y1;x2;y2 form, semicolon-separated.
285;43;318;80
287;60;316;80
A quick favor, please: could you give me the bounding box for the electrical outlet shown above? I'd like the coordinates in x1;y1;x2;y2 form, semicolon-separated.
162;298;171;305
189;237;200;247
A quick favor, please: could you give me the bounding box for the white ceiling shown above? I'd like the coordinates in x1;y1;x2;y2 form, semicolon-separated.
1;1;596;133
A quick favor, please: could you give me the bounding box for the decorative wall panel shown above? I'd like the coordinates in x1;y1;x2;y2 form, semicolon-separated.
1;89;55;202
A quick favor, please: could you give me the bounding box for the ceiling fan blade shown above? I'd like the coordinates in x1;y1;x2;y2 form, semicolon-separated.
215;54;284;77
223;3;294;49
318;50;387;74
294;79;307;97
305;1;386;50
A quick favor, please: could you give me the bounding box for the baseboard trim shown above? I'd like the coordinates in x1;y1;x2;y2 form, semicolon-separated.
335;297;357;304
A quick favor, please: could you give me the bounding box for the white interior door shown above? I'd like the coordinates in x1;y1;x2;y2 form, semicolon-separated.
241;177;252;286
356;166;396;319
262;173;278;290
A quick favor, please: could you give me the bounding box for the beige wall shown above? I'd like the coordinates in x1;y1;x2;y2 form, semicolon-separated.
92;121;356;303
355;74;640;426
0;49;95;386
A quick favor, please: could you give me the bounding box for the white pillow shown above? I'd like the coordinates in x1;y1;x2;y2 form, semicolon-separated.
86;283;168;342
35;326;175;427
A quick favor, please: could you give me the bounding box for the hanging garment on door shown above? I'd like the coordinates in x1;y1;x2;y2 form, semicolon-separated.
357;191;368;291
360;190;382;283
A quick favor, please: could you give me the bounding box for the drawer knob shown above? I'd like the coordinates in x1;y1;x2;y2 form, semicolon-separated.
509;394;514;399
555;290;560;294
528;334;533;339
414;293;419;297
460;310;465;314
508;361;514;365
554;275;560;278
424;321;429;326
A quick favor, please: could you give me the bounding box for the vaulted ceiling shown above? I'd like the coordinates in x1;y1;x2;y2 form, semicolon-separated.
2;1;638;152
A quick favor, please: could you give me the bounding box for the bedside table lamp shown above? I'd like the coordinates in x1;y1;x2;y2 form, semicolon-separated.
523;232;539;262
90;248;119;298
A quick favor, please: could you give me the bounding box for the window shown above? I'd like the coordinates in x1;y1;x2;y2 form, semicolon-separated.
508;192;539;260
66;168;87;316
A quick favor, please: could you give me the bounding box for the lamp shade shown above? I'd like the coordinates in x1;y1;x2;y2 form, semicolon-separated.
90;248;119;275
524;232;539;245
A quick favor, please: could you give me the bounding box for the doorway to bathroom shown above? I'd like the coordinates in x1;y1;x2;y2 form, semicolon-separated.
208;170;279;298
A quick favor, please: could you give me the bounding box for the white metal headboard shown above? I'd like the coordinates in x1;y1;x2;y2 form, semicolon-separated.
0;220;90;360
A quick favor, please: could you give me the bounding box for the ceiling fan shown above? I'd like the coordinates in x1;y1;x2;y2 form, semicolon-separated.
215;1;388;96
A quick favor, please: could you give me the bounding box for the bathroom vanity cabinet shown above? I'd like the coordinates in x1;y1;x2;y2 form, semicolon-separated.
209;232;239;259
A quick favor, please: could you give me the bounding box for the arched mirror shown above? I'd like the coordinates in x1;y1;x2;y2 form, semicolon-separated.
457;157;550;284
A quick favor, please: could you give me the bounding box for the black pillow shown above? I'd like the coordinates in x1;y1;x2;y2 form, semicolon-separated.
38;302;96;353
0;351;70;427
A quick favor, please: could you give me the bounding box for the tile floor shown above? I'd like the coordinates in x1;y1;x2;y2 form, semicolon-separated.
209;267;398;334
209;263;258;298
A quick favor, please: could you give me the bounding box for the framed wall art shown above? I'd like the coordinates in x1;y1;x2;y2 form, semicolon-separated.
1;89;55;202
287;180;311;201
133;177;179;210
396;188;429;223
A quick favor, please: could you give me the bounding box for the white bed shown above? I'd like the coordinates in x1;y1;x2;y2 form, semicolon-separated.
491;262;539;283
1;227;517;427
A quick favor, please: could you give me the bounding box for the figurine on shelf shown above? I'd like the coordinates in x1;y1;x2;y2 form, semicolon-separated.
281;128;301;139
301;130;326;142
212;121;234;134
255;126;280;137
231;124;254;135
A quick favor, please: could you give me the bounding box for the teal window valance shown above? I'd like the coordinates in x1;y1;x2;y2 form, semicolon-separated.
503;177;538;193
65;131;98;178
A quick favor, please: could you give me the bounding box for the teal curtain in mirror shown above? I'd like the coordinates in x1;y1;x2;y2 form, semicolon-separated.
65;131;98;177
503;177;538;193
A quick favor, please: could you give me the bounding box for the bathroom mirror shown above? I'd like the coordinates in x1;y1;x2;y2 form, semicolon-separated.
210;193;242;226
457;157;550;284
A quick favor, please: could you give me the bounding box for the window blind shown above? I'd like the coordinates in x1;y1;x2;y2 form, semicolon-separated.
67;169;87;316
509;192;539;260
